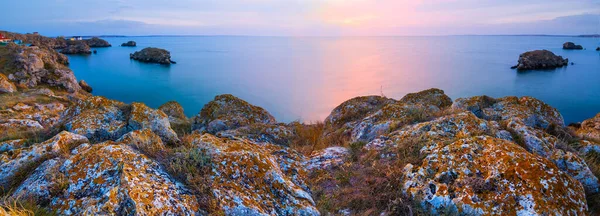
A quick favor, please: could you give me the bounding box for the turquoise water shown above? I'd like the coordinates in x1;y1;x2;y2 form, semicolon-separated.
68;36;600;124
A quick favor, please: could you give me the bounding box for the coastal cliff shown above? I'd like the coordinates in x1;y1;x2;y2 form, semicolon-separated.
2;31;600;215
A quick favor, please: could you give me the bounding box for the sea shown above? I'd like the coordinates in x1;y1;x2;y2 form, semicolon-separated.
67;36;600;124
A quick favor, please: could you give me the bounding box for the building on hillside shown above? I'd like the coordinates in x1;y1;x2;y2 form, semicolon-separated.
0;34;10;43
70;36;83;41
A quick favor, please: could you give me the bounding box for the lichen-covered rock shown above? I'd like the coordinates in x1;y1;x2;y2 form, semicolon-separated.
121;41;136;47
128;102;180;145
576;113;600;142
399;88;452;109
551;149;600;194
563;42;584;50
4;43;80;92
403;136;588;215
130;47;174;64
305;147;349;170
85;37;111;47
511;50;568;70
60;42;91;55
0;139;26;153
0;101;67;135
192;94;277;134
0;73;16;93
0;131;88;189
63;96;129;141
158;101;186;120
324;95;395;129
78;80;92;93
188;134;318;215
217;123;295;146
454;96;564;129
51;143;198;215
11;158;64;205
116;129;166;155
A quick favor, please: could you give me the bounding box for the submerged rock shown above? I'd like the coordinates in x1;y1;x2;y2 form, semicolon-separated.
85;37;111;47
121;41;136;47
512;50;568;70
192;94;276;134
60;42;91;55
563;42;584;50
78;80;92;93
130;47;175;64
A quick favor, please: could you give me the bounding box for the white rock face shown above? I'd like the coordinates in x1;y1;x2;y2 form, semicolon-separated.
305;147;350;170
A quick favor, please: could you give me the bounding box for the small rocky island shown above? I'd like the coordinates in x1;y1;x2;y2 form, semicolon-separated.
596;47;599;51
511;49;568;70
564;42;584;50
130;47;175;64
60;41;92;55
85;37;111;47
121;41;136;47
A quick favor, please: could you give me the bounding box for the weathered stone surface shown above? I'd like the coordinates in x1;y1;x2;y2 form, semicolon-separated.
63;96;129;141
158;101;186;120
130;47;174;64
85;37;111;47
399;88;452;109
454;95;564;129
52;143;198;215
563;42;584;50
0;131;88;189
60;41;91;55
121;41;136;47
305;146;349;170
116;129;166;154
0;139;26;153
551;149;600;194
324;95;395;129
129;102;180;145
511;50;568;70
192;94;277;134
78;80;92;93
0;101;67;135
0;73;16;93
217;123;295;146
576;113;600;142
189;134;318;215
5;43;80;92
403;136;588;215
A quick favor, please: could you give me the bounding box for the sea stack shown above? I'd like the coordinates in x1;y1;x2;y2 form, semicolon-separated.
512;50;568;70
85;37;111;47
130;47;175;65
563;42;583;50
121;41;136;47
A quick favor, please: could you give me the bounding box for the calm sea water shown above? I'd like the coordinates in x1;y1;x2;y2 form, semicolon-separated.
68;36;600;124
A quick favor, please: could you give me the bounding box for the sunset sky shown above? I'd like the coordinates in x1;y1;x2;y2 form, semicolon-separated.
4;0;600;36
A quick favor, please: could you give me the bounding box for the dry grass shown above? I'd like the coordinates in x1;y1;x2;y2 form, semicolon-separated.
0;196;54;216
290;121;349;155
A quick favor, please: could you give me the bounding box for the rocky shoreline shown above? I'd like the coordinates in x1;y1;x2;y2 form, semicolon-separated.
1;31;600;215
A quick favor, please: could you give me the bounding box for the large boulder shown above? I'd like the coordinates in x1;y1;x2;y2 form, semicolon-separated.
511;50;568;70
0;100;67;136
60;42;91;55
188;134;319;215
0;73;16;93
130;47;174;64
158;101;186;120
4;43;80;92
576;113;600;142
121;41;136;47
399;88;453;109
563;42;584;50
84;37;111;47
403;136;588;215
128;102;180;145
78;80;92;92
192;94;276;134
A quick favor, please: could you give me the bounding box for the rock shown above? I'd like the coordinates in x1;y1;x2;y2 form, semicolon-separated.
0;73;17;93
511;50;568;70
453;95;564;129
216;123;295;146
192;94;276;134
0;31;67;49
551;149;600;194
121;41;136;47
60;42;91;55
84;37;111;47
130;47;174;64
399;88;452;109
51;143;198;215
576;113;600;142
128;102;180;145
403;136;588;215
5;43;80;92
305;147;349;170
78;80;92;93
158;101;186;119
0;131;88;190
563;42;584;50
188;134;318;215
596;47;600;51
324;95;395;129
0;139;26;153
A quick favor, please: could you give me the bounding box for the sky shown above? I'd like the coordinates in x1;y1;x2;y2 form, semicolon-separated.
2;0;600;36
